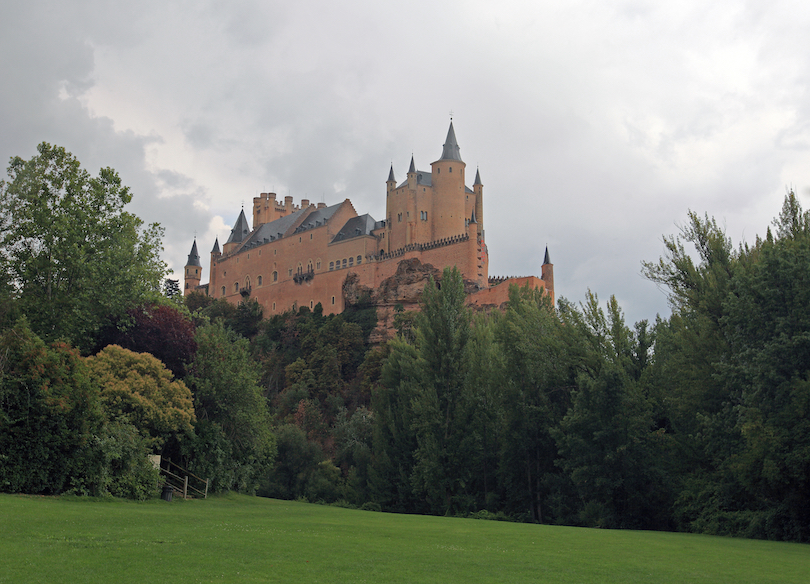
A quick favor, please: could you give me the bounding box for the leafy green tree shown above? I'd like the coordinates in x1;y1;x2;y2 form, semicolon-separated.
185;321;276;492
495;285;572;523
0;143;167;350
408;267;480;515
85;345;195;450
370;337;421;511
716;192;810;540
0;318;103;494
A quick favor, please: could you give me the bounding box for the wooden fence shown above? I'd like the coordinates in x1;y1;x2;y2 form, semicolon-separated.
160;458;209;499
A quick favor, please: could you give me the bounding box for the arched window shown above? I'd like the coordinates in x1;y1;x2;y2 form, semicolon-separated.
258;275;263;285
307;260;313;272
245;276;251;290
316;260;321;270
342;259;347;268
234;282;239;293
221;286;226;296
356;255;362;264
272;271;278;282
185;282;189;289
329;262;334;271
348;257;353;267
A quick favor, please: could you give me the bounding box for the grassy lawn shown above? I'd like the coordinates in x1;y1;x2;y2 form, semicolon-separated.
0;493;807;583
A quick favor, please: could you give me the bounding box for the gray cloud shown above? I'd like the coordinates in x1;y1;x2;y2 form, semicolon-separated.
3;0;809;325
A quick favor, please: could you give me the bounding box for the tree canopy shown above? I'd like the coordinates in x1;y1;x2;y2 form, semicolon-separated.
0;143;167;350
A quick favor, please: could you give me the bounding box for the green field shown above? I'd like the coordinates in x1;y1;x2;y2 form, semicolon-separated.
1;493;806;583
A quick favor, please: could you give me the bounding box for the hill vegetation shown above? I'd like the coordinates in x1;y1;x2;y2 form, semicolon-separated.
2;145;809;543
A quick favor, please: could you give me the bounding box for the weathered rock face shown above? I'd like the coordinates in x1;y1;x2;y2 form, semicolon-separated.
343;259;442;344
343;258;521;344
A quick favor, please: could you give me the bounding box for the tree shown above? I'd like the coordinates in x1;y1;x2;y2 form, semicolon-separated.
409;267;479;515
0;318;103;494
495;284;572;523
0;143;167;350
85;345;195;450
95;303;197;378
185;321;276;492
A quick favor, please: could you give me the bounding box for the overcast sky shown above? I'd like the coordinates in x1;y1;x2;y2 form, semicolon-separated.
3;0;810;325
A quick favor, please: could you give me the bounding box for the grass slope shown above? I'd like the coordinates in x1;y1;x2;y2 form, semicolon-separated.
1;493;807;583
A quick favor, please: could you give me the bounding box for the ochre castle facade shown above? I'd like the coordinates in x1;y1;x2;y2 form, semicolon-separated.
184;123;554;320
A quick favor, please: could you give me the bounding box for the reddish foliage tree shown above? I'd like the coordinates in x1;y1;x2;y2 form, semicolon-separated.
97;303;196;378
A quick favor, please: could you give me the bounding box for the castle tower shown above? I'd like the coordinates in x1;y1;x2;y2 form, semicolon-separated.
430;121;467;242
208;238;221;298
541;246;555;305
473;168;484;237
184;239;202;296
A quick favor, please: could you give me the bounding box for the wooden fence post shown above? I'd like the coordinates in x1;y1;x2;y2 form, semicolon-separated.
183;476;188;500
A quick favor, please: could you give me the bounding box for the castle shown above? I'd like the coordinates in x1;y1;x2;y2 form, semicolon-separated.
184;122;553;328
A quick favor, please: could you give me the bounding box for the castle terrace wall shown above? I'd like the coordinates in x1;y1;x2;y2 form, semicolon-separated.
466;276;547;310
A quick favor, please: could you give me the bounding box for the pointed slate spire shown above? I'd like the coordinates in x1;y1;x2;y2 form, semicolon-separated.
225;209;251;244
543;246;551;265
474;168;482;186
211;237;221;254
439;121;463;162
186;240;201;267
408;155;416;173
387;164;396;182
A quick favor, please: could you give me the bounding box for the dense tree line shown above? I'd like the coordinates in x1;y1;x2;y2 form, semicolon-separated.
0;145;275;498
2;144;808;543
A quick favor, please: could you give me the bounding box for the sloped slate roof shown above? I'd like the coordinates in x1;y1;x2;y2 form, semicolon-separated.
225;209;251;244
241;202;344;249
439;121;463;162
186;240;201;267
331;214;377;243
397;169;433;189
293;203;343;234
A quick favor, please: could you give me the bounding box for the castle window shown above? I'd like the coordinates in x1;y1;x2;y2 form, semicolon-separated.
310;234;313;240
310;301;313;309
307;260;313;272
273;302;276;311
221;286;226;296
273;271;278;282
288;268;293;276
449;166;452;173
247;254;250;259
398;213;402;222
349;257;353;267
245;276;251;289
258;275;263;285
357;255;362;264
234;282;239;292
342;259;347;268
437;168;440;174
316;260;321;270
329;262;334;270
185;282;189;289
331;296;335;305
186;268;189;275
